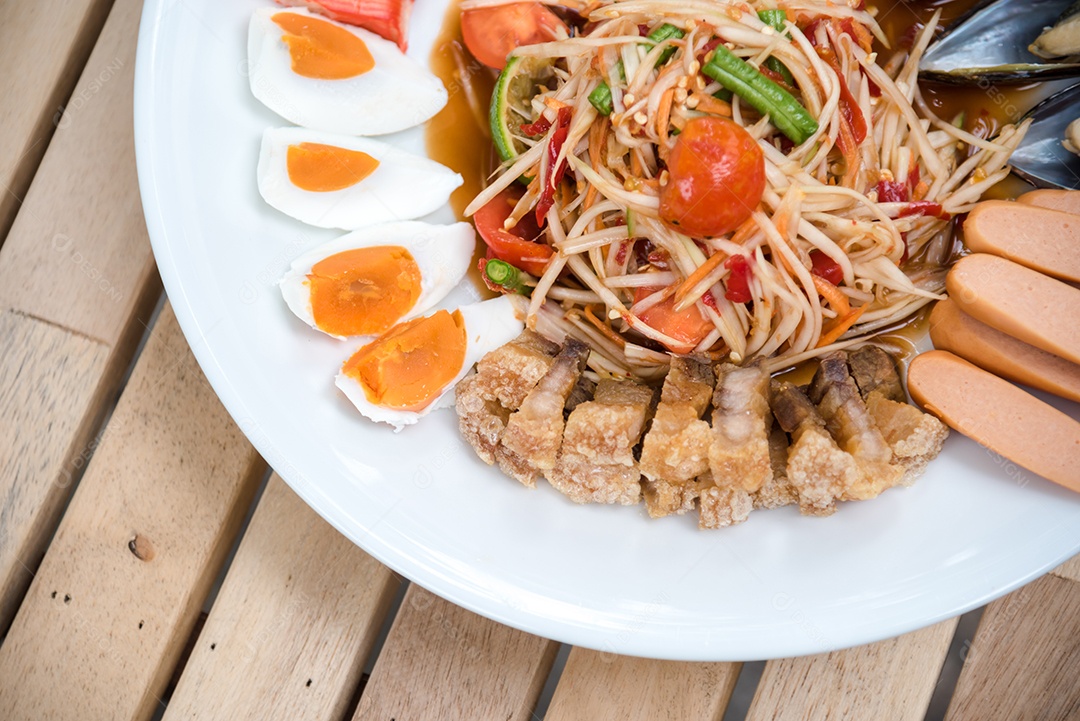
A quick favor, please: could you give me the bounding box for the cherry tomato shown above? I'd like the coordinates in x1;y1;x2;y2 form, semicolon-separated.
633;287;714;352
473;187;553;276
810;250;844;286
461;3;567;70
659;117;765;238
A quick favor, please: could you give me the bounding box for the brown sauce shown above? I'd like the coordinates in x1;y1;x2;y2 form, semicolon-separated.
425;0;1055;370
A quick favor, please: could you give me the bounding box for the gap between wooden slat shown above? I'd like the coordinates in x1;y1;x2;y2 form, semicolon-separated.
0;0;115;249
720;661;766;721
921;608;985;721
531;643;572;720
0;305;265;721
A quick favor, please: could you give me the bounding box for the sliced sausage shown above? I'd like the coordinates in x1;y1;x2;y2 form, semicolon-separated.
946;254;1080;365
930;299;1080;403
963;200;1080;283
1018;189;1080;216
908;351;1080;493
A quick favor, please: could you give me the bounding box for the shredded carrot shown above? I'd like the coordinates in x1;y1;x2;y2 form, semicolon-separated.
690;92;733;118
816;304;867;347
811;275;851;316
584;305;627;349
656;87;675;149
583;120;608;212
675;253;725;304
913;181;929;201
630;148;643;177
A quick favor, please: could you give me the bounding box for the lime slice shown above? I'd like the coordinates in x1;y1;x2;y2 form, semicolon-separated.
489;55;556;163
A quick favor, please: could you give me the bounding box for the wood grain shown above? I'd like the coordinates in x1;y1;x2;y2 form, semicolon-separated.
746;619;957;721
0;0;156;345
0;305;264;721
1051;554;1080;583
163;476;398;721
0;311;110;634
0;0;160;634
353;585;558;721
0;0;114;247
545;649;738;721
945;574;1080;721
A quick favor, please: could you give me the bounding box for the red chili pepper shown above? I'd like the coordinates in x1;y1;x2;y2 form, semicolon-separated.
759;65;796;94
802;18;825;46
638;23;650;36
535;106;573;226
907;164;921;193
877;179;909;203
724;255;753;303
701;290;718;311
818;48;867;145
900;201;951;220
520;115;552;136
862;69;882;98
810;250;844;286
698;37;722;65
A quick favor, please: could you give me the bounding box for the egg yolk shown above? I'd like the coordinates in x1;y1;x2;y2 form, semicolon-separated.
307;247;422;337
272;12;374;79
342;310;467;411
287;143;380;192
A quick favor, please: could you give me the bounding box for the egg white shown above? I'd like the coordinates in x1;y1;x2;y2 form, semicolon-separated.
335;295;527;430
280;221;476;339
247;7;447;135
258;127;462;230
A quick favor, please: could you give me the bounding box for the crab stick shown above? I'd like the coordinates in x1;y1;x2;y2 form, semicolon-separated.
946;254;1080;366
908;351;1080;493
963;200;1080;283
930;299;1080;403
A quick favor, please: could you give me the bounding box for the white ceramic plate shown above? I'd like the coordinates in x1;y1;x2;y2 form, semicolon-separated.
134;0;1080;661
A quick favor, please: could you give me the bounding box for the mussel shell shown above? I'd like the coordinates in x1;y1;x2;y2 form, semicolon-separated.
1009;83;1080;190
920;0;1080;85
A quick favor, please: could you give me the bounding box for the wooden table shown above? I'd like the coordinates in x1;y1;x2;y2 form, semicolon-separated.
2;2;1079;718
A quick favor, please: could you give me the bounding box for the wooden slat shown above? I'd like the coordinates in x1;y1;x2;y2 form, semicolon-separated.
545;649;739;721
0;0;155;345
746;619;957;721
0;0;114;247
0;0;159;634
163;476;398;721
0;305;264;721
1051;553;1080;583
945;574;1080;720
353;586;558;721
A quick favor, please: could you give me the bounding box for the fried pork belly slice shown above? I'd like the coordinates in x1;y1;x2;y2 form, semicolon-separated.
456;330;559;464
752;426;799;510
708;361;773;493
866;393;950;486
808;354;903;501
546;379;655;505
848;346;906;403
640;357;715;518
698;473;753;529
772;381;859;516
498;339;589;486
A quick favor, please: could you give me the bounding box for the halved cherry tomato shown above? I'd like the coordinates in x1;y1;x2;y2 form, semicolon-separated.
473;187;553;276
461;3;567;70
633;287;714;352
659;117;765;239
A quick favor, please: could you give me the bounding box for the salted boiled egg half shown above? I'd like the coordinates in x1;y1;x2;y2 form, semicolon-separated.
336;296;525;430
247;7;447;135
258;127;462;230
280;221;475;339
